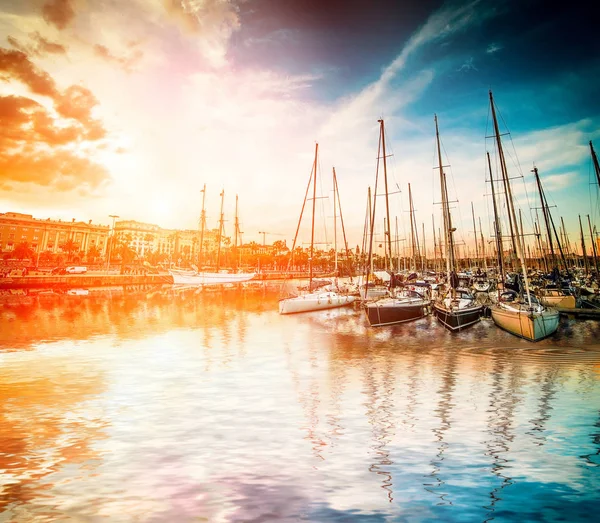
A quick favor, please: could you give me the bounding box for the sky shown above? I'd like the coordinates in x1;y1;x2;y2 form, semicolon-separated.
0;0;599;255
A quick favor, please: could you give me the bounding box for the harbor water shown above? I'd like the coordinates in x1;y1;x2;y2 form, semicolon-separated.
1;284;599;522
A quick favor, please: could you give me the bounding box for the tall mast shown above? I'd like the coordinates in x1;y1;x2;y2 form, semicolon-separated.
309;143;318;288
489;92;532;305
579;215;589;274
380;119;393;272
198;183;206;267
365;121;386;294
479;216;487;271
587;214;599;274
487;151;505;293
333;167;352;280
408;183;417;271
396;216;400;273
489;91;518;260
432;214;437;274
333;167;337;275
422;222;426;272
534;220;548;272
234;194;239;270
590;141;600;190
471;202;479;266
532;166;556;267
435;114;454;287
216;189;225;271
533;166;568;271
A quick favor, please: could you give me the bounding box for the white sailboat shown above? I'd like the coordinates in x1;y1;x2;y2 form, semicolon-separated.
279;143;355;314
487;90;559;341
170;187;256;285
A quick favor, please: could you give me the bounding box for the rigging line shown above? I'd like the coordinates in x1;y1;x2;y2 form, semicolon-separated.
316;148;328;248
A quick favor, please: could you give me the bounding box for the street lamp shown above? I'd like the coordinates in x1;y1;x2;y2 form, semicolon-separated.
106;214;119;273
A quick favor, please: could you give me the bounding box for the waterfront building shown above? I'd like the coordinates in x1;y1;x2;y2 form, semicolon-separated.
0;212;109;258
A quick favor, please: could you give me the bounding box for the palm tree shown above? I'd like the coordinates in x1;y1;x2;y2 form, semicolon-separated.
60;238;79;261
87;245;101;263
13;242;34;261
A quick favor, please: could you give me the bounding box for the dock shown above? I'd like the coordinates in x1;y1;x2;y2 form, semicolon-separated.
557;304;600;319
0;273;174;289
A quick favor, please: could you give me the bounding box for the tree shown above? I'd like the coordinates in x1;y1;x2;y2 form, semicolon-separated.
87;245;101;262
60;238;79;261
13;242;34;261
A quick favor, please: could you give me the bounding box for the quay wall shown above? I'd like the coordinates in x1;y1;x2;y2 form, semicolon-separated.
0;273;174;289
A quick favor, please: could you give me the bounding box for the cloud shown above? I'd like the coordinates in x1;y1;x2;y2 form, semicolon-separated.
0;94;110;191
93;43;143;72
42;0;76;31
162;0;241;67
0;48;58;98
457;57;478;72
0;44;111;193
487;42;502;54
7;32;67;57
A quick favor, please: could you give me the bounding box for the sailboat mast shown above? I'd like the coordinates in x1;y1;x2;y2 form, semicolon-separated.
579;214;589;274
309;143;318;288
471;202;479;266
479;216;487;271
408;183;417;272
234;194;239;270
435;114;454;286
422;222;426;272
590;141;600;190
432;214;437;273
380;120;393;272
587;214;599;274
333;167;337;276
216;189;225;271
333;168;352;279
533;166;556;266
489;91;518;260
199;183;206;267
490;92;532;306
487;151;505;292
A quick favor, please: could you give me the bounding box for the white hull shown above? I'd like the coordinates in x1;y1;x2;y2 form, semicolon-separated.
491;304;560;341
279;292;355;314
170;271;256;285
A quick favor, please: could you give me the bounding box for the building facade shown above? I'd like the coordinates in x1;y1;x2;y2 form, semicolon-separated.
0;212;109;257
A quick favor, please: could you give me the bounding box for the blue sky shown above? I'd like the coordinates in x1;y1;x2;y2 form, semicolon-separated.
0;0;598;253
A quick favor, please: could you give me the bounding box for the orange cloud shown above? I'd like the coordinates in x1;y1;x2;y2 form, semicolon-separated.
0;48;58;98
42;0;76;31
0;95;110;191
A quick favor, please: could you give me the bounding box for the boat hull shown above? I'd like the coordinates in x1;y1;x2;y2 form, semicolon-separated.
279;292;356;314
170;271;256;285
365;299;428;327
491;305;560;341
432;303;483;331
538;294;576;309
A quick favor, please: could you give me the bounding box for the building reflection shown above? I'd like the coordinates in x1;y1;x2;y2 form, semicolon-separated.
0;284;281;351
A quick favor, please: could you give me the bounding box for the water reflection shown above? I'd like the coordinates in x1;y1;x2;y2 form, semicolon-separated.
1;286;600;521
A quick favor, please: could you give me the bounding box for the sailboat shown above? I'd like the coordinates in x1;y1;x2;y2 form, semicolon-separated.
170;187;256;285
487;90;559;341
279;143;356;314
529;166;577;308
363;119;430;327
431;115;483;331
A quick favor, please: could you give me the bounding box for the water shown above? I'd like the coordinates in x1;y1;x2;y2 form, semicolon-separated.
1;284;599;522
